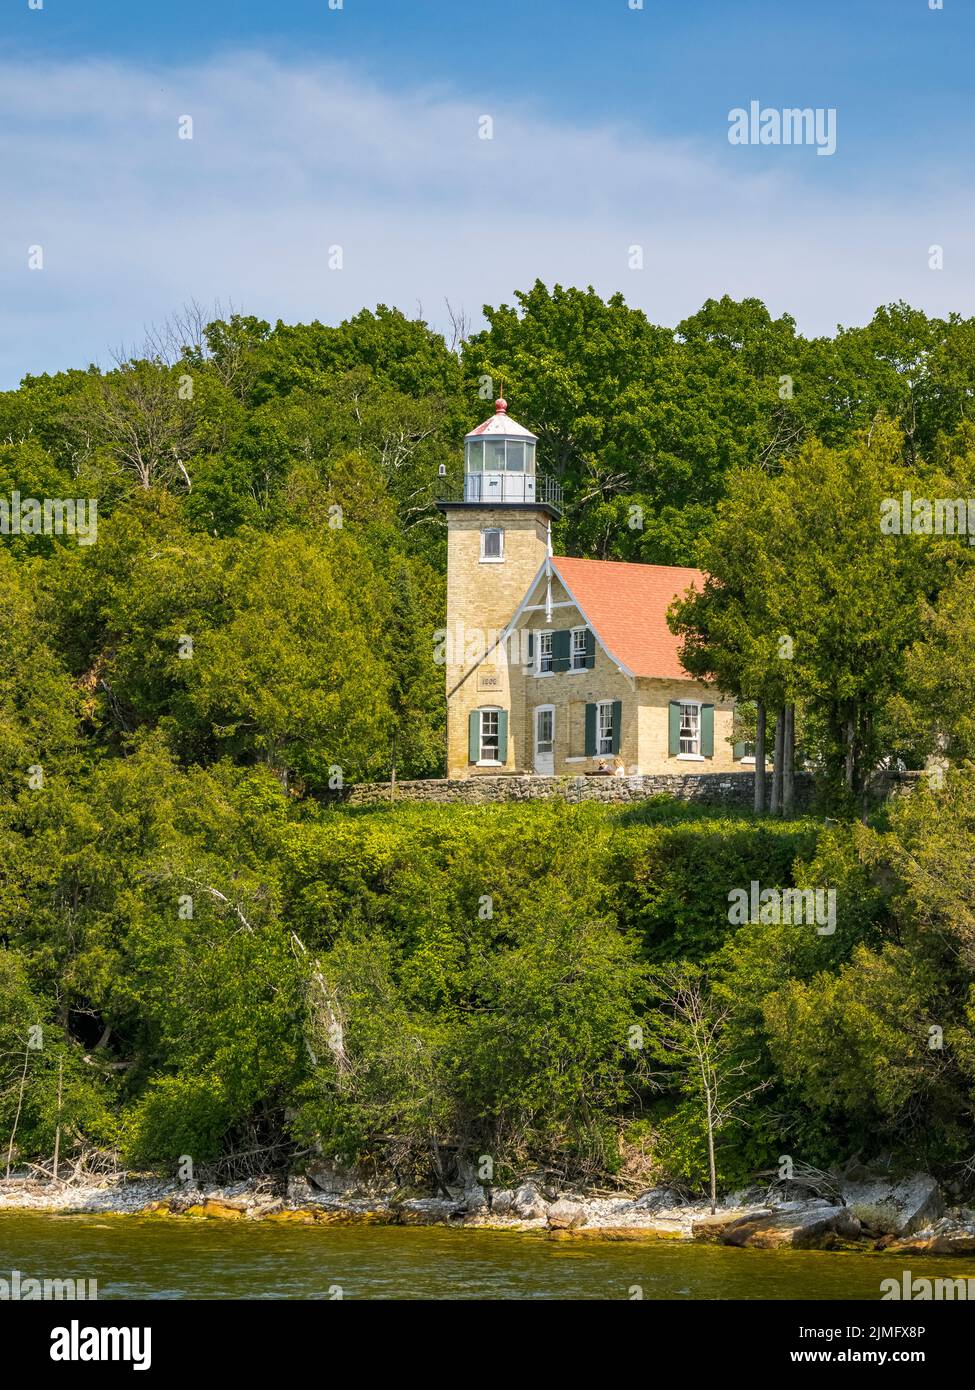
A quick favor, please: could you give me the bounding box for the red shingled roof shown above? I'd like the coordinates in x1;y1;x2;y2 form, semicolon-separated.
551;556;704;679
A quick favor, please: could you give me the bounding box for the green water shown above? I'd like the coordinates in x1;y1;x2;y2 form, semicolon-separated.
3;1213;975;1299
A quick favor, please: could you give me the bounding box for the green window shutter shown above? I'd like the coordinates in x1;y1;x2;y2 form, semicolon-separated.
552;629;571;672
584;628;596;669
701;704;715;758
611;700;622;754
733;739;746;760
585;703;597;757
497;710;509;764
668;701;681;756
468;710;480;763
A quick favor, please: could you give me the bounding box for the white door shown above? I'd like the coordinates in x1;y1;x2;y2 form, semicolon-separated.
534;706;555;775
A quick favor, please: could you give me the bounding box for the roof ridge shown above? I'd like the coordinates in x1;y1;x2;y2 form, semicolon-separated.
553;554;702;573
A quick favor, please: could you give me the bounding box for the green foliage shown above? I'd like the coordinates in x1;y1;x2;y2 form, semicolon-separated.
3;727;975;1190
670;423;975;809
0;949;115;1165
289;843;648;1184
4;290;975;1193
610;818;819;960
650;1102;759;1193
0;550;86;797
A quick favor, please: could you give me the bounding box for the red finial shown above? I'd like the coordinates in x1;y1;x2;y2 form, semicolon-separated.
495;396;507;413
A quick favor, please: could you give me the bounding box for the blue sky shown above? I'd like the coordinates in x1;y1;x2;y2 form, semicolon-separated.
1;0;972;386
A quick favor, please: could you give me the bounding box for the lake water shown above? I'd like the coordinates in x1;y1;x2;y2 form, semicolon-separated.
3;1213;974;1300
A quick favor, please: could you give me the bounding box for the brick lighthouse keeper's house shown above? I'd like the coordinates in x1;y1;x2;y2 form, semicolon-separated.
437;399;740;779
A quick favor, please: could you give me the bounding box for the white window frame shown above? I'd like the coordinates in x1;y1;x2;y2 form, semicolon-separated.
534;704;555;753
596;700;615;756
536;629;554;676
678;699;703;760
480;527;504;563
477;707;502;765
570;625;589;672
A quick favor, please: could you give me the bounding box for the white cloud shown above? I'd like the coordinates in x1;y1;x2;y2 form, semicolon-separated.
2;50;973;386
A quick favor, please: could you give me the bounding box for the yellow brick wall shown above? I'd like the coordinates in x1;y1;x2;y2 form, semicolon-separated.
443;518;741;779
520;602;738;775
636;679;739;774
443;505;551;777
519;636;636;771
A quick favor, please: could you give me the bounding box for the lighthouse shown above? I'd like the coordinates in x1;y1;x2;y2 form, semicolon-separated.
437;399;562;775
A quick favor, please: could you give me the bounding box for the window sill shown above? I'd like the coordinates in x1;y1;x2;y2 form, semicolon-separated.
677;753;705;761
479;557;505;564
475;759;503;768
739;757;756;765
534;670;554;678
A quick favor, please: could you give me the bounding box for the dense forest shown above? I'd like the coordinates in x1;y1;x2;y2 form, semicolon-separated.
3;284;975;1194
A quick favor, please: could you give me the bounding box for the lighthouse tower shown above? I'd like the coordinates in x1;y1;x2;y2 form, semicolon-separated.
437;398;561;776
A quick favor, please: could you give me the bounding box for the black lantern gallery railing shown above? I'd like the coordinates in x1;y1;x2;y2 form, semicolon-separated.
436;473;563;507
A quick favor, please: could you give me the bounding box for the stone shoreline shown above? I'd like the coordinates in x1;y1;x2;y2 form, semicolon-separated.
3;1170;974;1256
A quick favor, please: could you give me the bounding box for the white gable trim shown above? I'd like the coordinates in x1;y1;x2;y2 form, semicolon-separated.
502;558;635;678
501;557;551;637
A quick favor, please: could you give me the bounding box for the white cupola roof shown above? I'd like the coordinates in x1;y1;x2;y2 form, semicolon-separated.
464;397;537;441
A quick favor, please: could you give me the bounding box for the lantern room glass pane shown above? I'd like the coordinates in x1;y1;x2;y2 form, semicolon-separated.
505;442;525;471
465;440;483;471
485;440;506;471
525;441;536;473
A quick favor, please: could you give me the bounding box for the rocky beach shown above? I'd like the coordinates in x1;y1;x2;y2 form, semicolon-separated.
3;1166;974;1257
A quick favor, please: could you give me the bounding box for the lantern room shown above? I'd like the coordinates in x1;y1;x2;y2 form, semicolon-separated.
463;398;538;503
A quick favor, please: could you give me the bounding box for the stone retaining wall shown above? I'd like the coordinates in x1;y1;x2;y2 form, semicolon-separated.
343;769;925;810
345;771;813;809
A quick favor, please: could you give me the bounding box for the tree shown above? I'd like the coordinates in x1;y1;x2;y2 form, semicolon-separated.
671;424;937;812
463;281;689;560
648;965;768;1212
454;877;650;1181
386;556;446;784
181;530;393;789
71;360;201;492
0;550;84;796
667;464;796;814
